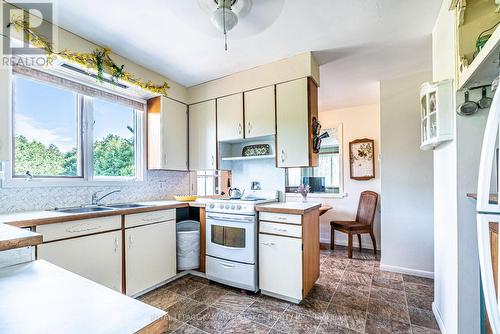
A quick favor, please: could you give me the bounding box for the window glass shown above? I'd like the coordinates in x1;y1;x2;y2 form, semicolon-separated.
196;171;219;196
93;99;136;178
13;75;81;177
285;127;342;194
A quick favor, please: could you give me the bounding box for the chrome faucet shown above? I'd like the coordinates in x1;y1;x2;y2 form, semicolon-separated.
91;190;121;206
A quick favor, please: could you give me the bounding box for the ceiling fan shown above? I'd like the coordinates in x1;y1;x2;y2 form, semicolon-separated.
168;0;285;51
207;0;244;50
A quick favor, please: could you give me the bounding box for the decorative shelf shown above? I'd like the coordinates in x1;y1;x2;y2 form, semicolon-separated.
420;80;454;151
221;155;274;162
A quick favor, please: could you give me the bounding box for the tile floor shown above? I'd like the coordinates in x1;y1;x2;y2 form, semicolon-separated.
139;247;439;334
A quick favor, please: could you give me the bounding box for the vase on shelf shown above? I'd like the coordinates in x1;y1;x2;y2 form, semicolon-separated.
297;184;310;203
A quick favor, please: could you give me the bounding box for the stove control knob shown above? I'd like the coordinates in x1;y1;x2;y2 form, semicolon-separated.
231;205;235;209
219;204;224;209
236;205;242;210
225;204;230;209
209;204;215;209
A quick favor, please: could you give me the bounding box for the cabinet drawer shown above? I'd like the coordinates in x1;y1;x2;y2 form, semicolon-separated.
125;209;175;228
206;256;257;292
259;212;302;225
37;216;121;242
260;221;302;238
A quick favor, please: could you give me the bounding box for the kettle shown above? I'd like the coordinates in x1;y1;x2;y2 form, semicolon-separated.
229;188;244;199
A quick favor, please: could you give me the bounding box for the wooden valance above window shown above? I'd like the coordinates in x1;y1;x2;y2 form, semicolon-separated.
12;65;146;111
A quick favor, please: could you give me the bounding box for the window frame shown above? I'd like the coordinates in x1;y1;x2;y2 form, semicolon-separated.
285;123;345;198
3;71;146;188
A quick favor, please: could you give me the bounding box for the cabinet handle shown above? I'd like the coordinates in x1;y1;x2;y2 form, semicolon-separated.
238;123;242;135
114;237;119;253
211;155;215;167
128;235;133;249
261;242;275;246
281;150;285;163
247;122;252;134
66;224;101;233
142;215;164;222
219;261;234;268
276;216;288;221
273;227;288;232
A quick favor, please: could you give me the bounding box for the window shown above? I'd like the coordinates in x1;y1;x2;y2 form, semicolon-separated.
196;171;220;196
93;98;136;179
11;67;144;183
13;75;82;178
285;126;343;195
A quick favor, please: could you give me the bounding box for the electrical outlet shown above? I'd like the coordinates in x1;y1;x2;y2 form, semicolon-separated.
159;180;168;189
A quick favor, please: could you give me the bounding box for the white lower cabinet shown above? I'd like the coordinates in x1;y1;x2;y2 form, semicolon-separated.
259;233;302;301
125;220;177;296
37;231;122;292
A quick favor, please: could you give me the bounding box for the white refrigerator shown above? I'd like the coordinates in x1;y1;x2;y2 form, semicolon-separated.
478;84;500;333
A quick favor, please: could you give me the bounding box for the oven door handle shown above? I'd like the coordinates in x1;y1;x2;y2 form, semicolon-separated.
207;215;254;223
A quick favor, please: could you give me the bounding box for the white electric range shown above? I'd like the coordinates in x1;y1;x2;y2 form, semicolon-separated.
205;190;278;292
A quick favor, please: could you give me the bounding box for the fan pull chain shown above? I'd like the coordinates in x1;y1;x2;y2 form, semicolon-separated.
223;1;228;51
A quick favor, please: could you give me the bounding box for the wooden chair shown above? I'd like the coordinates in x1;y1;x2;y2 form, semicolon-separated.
330;191;378;258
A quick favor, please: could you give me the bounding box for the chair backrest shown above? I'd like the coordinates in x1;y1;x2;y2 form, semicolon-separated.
355;191;379;226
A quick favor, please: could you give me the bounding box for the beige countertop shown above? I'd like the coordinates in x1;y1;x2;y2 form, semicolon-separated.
0;260;167;334
0;200;207;228
256;202;322;215
0;224;42;251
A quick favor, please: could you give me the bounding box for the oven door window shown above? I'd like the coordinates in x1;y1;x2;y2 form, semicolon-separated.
211;225;246;248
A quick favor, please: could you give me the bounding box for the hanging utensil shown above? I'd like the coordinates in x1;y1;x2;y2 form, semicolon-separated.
478;87;493;109
457;91;479;116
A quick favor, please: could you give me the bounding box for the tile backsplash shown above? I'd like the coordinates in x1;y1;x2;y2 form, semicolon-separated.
0;170;190;213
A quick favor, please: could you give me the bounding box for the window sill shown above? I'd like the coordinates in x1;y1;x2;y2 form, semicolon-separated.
1;178;145;189
286;192;347;199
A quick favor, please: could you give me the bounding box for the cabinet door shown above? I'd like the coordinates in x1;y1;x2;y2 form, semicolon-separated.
163;98;188;170
37;231;122;292
189;100;217;170
259;233;302;300
217;93;243;141
125;220;176;296
276;78;310;167
244;86;275;138
148;97;188;171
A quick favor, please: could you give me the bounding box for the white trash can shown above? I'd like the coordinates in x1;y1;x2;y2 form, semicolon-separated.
176;220;200;270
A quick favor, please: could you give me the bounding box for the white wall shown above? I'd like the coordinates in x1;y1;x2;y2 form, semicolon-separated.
287;103;381;249
432;2;459;333
379;71;434;277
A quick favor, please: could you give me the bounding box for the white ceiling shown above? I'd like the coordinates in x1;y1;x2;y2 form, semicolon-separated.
45;0;442;109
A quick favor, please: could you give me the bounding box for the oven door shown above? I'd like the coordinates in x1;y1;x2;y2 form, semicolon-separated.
206;212;256;264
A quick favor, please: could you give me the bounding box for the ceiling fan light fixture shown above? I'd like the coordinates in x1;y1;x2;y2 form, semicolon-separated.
210;7;238;32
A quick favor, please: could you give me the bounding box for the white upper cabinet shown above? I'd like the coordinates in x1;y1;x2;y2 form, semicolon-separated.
189;100;217;170
276;78;318;168
147;96;188;171
244;86;276;139
217;93;244;142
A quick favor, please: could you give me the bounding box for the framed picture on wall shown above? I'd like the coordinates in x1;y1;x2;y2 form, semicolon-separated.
349;138;375;180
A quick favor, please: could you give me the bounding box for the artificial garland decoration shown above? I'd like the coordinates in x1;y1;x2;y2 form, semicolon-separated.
7;16;169;96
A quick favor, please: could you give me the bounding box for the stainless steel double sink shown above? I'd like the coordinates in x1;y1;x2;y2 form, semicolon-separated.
50;203;151;214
